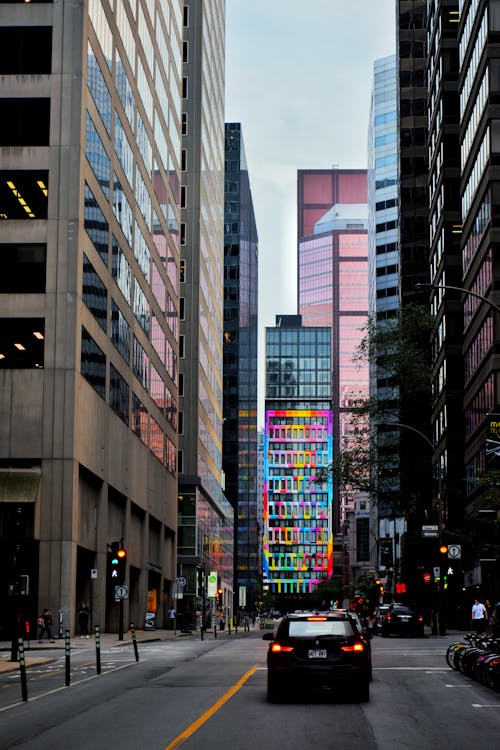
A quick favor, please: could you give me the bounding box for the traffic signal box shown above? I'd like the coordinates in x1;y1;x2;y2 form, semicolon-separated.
109;541;127;584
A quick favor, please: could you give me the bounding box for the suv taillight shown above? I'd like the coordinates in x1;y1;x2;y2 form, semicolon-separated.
341;642;364;652
271;643;293;653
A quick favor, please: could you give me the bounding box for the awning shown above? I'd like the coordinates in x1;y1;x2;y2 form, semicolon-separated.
0;468;41;503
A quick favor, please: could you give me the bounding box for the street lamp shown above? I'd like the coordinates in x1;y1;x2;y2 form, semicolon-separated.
414;282;500;315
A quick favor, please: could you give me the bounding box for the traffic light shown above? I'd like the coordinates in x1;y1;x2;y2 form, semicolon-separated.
217;588;223;607
439;544;448;555
109;541;127;583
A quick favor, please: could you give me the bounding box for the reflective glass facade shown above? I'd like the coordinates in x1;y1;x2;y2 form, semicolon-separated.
367;56;403;566
264;322;333;596
178;0;232;627
223;123;259;613
297;170;369;534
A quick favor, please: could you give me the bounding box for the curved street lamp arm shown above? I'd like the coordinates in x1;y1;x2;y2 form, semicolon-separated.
382;422;434;452
415;282;500;315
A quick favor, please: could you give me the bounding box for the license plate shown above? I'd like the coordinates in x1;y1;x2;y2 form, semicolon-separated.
308;649;327;659
400;616;411;622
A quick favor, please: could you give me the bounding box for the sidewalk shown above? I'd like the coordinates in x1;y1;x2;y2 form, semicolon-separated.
0;625;256;675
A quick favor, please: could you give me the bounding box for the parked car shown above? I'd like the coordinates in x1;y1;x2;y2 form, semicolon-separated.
374;605;390;634
263;611;371;702
380;603;425;638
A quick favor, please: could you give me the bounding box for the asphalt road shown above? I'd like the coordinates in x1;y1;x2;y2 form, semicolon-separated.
1;631;500;749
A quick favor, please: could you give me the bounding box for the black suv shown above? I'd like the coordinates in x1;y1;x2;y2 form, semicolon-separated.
380;603;425;638
263;611;370;702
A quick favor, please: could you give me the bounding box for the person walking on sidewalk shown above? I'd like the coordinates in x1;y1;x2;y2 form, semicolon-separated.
471;598;488;633
78;601;91;638
38;608;55;643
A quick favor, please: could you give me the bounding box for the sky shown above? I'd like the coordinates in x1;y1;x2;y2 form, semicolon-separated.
224;0;396;426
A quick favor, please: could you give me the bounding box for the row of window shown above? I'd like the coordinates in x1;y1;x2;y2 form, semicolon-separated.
267;527;329;544
464;250;493;330
265;552;330;572
465;314;493;383
267;477;326;493
463;190;490;274
80;327;175;472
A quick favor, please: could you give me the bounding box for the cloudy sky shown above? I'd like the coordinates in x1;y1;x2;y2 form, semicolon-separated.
224;1;396;425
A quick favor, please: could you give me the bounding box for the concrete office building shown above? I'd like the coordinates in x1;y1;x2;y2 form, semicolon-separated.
177;0;234;630
263;316;333;605
0;0;183;637
223;123;259;616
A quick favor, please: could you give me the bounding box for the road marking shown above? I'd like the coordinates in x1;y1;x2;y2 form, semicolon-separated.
0;661;137;713
374;667;448;670
164;665;258;750
472;703;500;708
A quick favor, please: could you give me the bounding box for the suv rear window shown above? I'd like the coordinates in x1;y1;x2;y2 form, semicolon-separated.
288;620;354;637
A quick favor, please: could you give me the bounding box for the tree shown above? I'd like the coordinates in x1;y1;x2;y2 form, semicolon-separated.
319;303;434;520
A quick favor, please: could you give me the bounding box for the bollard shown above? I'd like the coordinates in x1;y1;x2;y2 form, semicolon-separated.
130;623;139;662
95;625;101;674
228;620;231;639
65;629;71;686
17;637;28;702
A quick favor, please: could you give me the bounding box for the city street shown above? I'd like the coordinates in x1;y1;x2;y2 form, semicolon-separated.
1;630;500;749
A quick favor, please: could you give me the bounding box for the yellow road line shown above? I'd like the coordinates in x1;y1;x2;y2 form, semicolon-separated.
164;665;258;750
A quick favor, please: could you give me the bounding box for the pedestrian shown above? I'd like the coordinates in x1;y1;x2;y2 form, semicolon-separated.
38;608;55;643
471;598;488;633
78;601;90;638
169;607;176;629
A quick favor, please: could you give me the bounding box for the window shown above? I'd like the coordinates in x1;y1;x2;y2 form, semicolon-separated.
84;183;108;264
82;254;107;331
0;27;52;73
0;244;46;292
0;99;50;146
109;363;129;424
80;327;106;397
132;393;148;443
110;300;130;362
85;112;110;197
0;318;44;369
0;171;49;220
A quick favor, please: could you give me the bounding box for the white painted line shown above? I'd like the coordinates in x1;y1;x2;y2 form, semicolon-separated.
374;667;448;670
472;703;500;708
0;660;139;713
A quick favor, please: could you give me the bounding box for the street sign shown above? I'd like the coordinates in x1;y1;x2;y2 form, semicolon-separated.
207;571;217;598
91;569;98;579
422;525;439;538
447;544;461;559
176;576;187;587
115;585;128;599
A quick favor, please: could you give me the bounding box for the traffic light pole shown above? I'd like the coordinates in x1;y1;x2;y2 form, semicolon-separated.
119;598;124;641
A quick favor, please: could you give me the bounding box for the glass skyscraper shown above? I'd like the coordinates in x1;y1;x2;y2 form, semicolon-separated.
223;123;259;615
367;55;405;582
297;169;369;556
